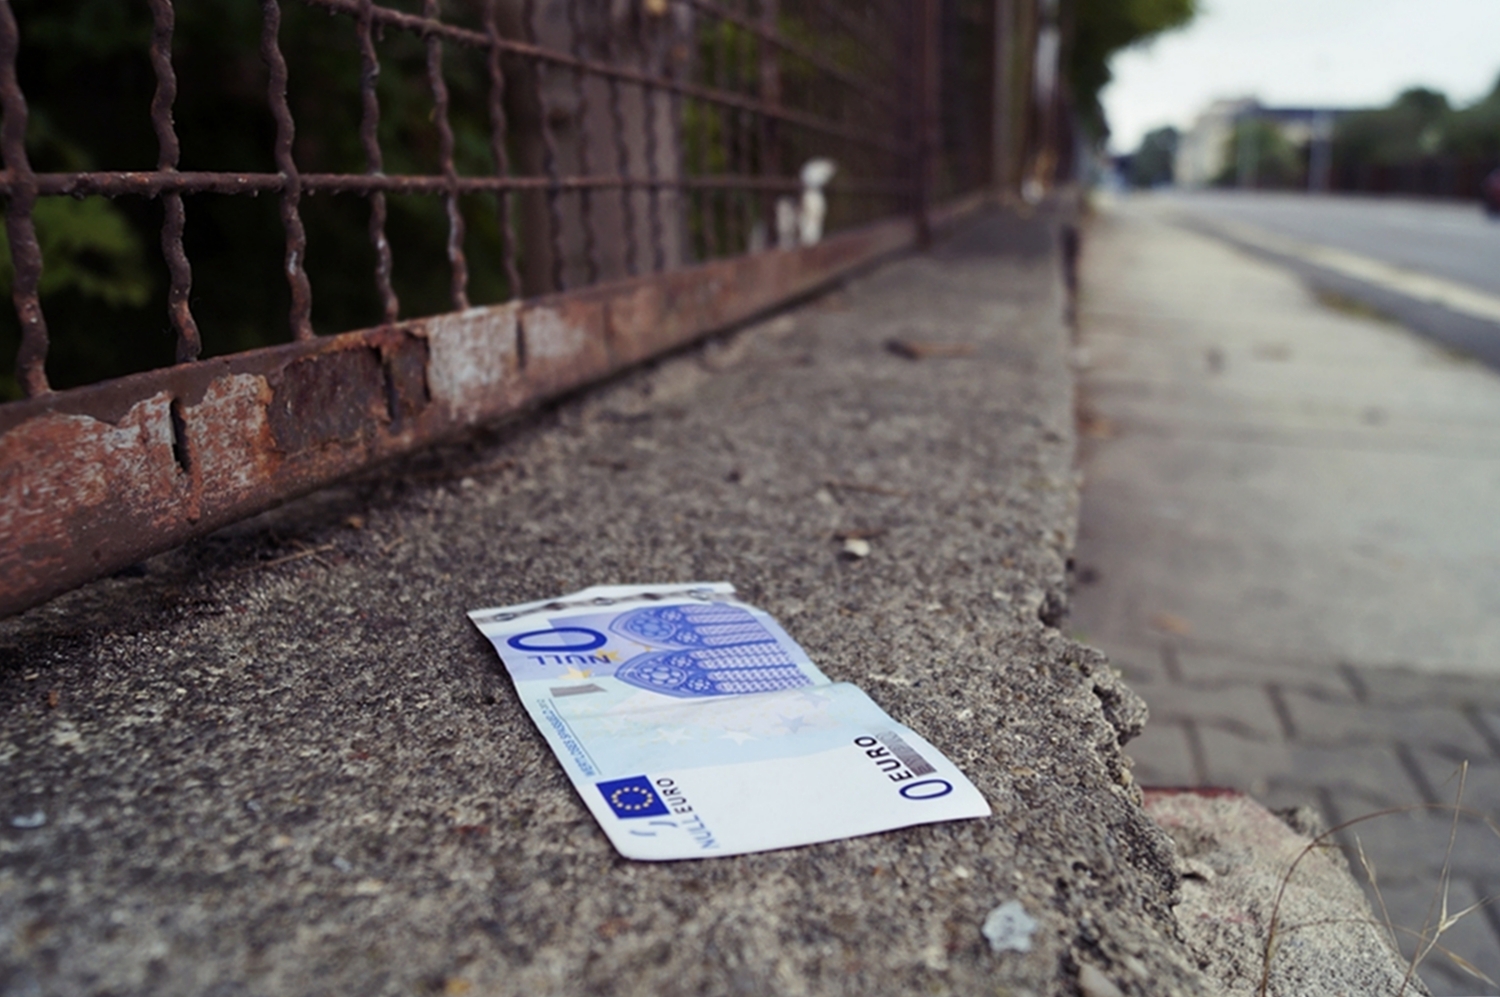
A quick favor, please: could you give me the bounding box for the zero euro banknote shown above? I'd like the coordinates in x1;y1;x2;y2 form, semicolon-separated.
468;582;990;860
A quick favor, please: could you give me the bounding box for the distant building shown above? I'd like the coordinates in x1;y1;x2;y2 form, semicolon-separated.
1175;99;1350;189
1175;98;1257;187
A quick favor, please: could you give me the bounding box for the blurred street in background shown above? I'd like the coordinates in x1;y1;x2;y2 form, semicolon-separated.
1167;190;1500;369
1169;191;1500;299
1073;192;1500;993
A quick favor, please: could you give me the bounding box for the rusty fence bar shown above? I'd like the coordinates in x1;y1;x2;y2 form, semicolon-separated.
0;0;1037;618
0;0;44;398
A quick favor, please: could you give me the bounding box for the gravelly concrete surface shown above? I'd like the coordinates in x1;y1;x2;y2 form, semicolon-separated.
1074;196;1500;995
1;211;1218;997
1146;790;1434;997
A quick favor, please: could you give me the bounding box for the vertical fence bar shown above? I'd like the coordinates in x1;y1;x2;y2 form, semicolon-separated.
357;0;400;323
914;0;939;246
684;9;708;262
423;0;470;310
0;0;48;396
565;0;600;283
709;6;731;258
261;0;314;340
522;0;566;291
483;0;523;298
732;3;754;252
666;4;691;262
991;0;1015;196
147;0;201;364
641;6;667;272
756;0;779;242
601;15;639;276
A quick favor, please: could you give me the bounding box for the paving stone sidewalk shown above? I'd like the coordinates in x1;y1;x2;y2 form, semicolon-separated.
1072;195;1500;995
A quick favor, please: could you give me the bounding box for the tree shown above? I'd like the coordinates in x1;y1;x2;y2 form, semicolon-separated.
1438;74;1500;161
1334;87;1451;166
1069;0;1197;141
1127;126;1177;187
1213;118;1301;189
1327;82;1500;198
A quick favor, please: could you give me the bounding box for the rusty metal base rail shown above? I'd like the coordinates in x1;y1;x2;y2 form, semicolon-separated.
0;194;996;620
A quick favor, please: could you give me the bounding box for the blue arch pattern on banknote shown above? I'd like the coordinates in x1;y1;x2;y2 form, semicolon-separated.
610;604;810;697
609;604;775;649
614;647;813;698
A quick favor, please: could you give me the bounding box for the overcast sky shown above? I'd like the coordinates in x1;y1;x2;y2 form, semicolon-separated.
1101;0;1500;153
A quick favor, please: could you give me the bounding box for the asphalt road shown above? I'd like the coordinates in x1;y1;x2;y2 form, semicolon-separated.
1168;190;1500;295
1159;190;1500;370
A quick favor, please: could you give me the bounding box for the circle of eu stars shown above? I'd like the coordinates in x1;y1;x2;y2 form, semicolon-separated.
609;786;656;813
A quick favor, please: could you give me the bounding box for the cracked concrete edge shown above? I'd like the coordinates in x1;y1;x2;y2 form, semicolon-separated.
0;207;1220;997
1146;789;1432;997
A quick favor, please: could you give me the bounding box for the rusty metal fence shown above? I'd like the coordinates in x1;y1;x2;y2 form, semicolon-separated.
0;0;1048;618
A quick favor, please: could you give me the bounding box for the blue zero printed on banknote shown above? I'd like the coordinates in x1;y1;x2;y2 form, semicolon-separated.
469;583;991;860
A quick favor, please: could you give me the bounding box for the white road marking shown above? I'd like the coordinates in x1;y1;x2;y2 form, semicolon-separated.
1175;213;1500;325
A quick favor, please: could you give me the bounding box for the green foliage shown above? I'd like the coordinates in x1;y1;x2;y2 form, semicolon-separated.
1443;83;1500;160
0;104;154;316
1;198;154;308
1;0;520;398
1071;0;1198;140
1328;77;1500;194
1213;119;1302;189
1127;126;1177;187
1334;87;1452;166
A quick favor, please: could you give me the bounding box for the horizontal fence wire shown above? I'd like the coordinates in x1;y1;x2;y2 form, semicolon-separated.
19;171;908;197
0;0;985;402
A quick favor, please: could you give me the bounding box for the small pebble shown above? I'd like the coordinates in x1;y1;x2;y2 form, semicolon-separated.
10;811;46;830
1078;964;1125;997
981;900;1037;953
842;537;871;558
1182;858;1216;882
